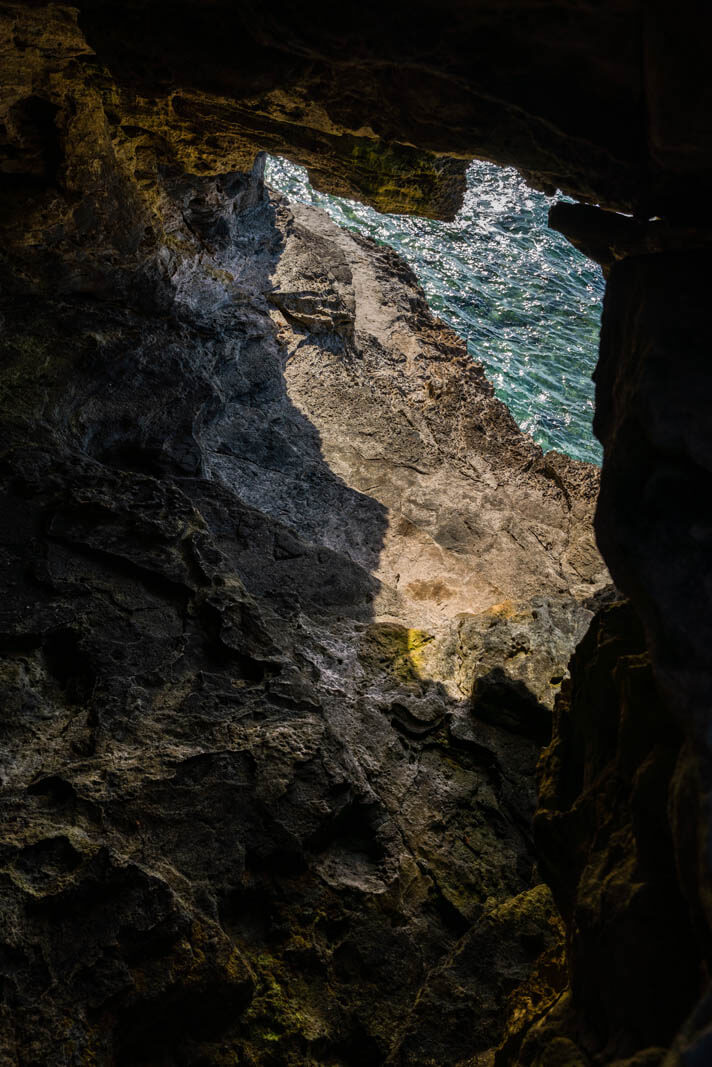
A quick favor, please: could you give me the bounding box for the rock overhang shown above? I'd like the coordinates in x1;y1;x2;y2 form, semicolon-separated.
3;0;710;223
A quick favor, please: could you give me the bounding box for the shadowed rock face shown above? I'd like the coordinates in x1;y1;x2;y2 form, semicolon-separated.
2;2;712;1065
0;127;607;1061
75;0;712;218
497;601;705;1067
3;1;712;220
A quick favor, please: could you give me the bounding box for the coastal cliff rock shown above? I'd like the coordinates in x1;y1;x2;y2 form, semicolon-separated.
0;99;609;1061
3;2;712;1064
589;252;712;1067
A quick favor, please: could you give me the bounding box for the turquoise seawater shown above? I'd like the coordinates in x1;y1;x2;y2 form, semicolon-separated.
265;155;604;465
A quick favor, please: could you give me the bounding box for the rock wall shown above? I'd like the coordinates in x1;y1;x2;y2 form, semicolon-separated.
2;2;712;1064
0;65;607;1063
491;245;712;1064
4;1;712;221
496;600;707;1066
590;252;712;1066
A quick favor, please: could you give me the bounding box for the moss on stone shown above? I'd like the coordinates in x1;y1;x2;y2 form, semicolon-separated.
358;621;434;684
239;945;330;1059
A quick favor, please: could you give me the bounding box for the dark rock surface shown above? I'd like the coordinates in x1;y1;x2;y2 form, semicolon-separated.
0;108;607;1063
2;3;712;1064
3;1;712;221
497;601;705;1067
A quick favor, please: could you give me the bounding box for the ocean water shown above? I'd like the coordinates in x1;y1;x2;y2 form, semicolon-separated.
265;155;604;465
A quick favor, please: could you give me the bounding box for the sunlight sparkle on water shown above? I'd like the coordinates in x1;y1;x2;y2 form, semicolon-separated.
265;155;604;465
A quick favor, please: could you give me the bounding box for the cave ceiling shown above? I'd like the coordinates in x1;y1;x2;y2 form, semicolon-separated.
4;0;712;220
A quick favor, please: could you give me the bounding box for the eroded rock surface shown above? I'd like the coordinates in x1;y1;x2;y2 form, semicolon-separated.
3;1;712;222
3;3;712;1064
0;116;609;1062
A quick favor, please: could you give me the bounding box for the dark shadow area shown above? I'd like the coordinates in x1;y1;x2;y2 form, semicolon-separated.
472;667;552;745
0;152;573;1064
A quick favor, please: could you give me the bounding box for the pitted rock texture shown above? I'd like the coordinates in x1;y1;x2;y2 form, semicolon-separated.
0;131;608;1062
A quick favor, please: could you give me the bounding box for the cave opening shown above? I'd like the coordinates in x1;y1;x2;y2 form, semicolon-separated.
2;2;711;1064
265;153;605;465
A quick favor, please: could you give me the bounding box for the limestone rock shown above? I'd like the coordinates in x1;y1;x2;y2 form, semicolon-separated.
0;102;607;1060
4;1;712;224
9;4;712;1063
